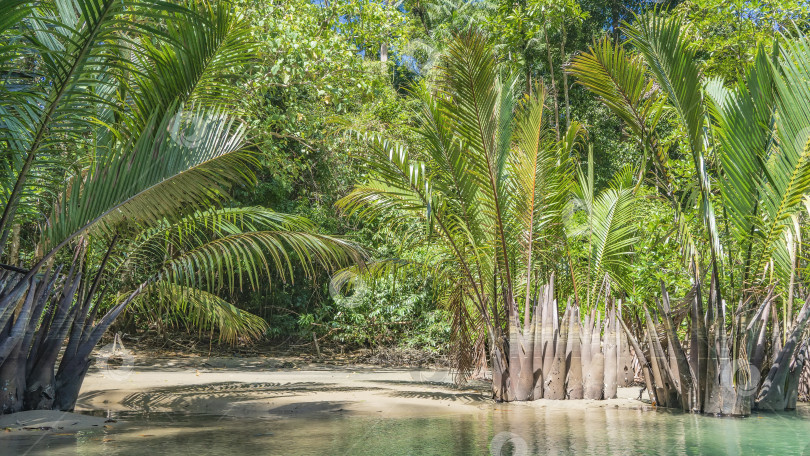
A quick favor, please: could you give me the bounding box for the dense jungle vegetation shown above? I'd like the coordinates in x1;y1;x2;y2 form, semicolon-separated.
3;0;810;414
221;0;810;357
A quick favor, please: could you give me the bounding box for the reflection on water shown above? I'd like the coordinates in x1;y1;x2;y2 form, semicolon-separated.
8;404;810;455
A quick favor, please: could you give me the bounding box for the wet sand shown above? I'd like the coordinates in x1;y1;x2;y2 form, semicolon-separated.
0;409;110;432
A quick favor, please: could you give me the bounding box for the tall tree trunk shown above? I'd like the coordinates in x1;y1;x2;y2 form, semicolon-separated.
380;42;388;63
560;12;570;130
542;18;560;140
523;35;533;96
611;0;620;42
380;0;389;63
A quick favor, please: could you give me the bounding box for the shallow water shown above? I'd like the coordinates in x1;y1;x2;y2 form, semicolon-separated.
8;403;810;455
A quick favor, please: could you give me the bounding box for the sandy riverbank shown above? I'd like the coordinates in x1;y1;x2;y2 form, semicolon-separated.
4;354;652;433
77;354;650;416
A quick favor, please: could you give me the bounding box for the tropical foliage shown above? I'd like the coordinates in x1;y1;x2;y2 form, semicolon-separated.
339;32;644;400
0;0;361;414
2;0;810;417
570;11;810;414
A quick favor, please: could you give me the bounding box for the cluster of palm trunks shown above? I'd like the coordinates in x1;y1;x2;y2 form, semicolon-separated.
492;279;635;402
625;279;810;416
492;277;810;417
0;260;121;414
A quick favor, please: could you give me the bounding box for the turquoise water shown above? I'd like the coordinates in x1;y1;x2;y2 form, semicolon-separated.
7;404;810;455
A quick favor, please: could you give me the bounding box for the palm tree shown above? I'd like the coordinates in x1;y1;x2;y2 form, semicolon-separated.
569;12;810;415
339;32;638;401
0;0;362;414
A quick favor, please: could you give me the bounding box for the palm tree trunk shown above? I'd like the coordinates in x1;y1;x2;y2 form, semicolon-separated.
584;312;604;400
757;299;810;410
488;278;616;402
567;307;583;399
603;307;618;399
619;317;656;404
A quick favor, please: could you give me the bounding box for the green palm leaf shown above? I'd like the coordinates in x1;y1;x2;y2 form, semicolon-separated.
44;104;254;249
510;90;577;307
567;149;639;306
0;0;187;236
130;1;253;127
568;36;667;171
158;230;363;293
705;45;775;241
116;206;319;274
752;32;810;282
132;283;268;345
624;14;722;263
439;31;518;307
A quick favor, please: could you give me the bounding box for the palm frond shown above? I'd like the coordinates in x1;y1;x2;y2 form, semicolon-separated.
158;230;363;293
0;0;188;236
130;1;254;125
45;104;254;248
439;31;517;305
510;89;576;305
567;149;639;306
115;206;318;274
568;36;667;171
753;31;810;282
705;45;776;244
413;81;483;242
131;282;268;345
625;12;723;267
